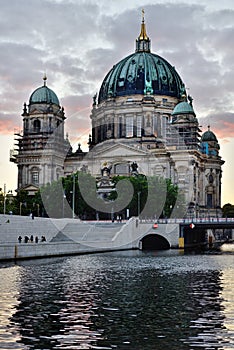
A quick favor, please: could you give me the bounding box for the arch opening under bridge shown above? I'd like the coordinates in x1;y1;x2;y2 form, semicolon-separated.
140;233;170;250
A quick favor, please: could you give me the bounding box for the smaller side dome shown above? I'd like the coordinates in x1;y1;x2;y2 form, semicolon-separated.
200;126;220;156
172;101;195;116
201;127;218;142
29;76;60;106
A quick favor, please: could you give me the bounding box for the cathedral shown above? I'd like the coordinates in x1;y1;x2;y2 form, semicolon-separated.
10;13;224;218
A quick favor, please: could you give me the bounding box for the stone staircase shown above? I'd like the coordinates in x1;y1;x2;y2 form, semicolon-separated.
61;222;125;242
0;215;125;244
0;215;59;243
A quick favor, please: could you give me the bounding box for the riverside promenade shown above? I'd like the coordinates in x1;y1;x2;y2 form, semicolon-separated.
1;214;233;261
0;214;169;261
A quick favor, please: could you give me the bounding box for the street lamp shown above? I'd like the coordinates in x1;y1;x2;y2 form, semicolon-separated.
37;203;40;217
111;206;114;222
62;191;66;218
72;173;77;219
137;191;141;217
3;184;6;215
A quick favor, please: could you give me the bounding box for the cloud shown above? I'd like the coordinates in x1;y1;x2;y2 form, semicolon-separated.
0;0;233;142
0;115;21;134
201;112;234;141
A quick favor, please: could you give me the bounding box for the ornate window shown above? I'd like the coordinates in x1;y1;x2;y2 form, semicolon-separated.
31;167;39;185
207;193;213;208
119;117;123;137
153;115;158;137
161;116;168;138
136;116;142;137
33;119;41;133
126;116;133;137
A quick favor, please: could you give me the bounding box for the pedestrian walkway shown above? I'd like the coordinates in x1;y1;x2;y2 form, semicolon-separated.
0;215;125;244
0;215;59;243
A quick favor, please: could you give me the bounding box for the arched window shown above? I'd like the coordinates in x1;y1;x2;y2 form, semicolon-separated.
31;167;39;185
207;193;213;208
33;119;41;133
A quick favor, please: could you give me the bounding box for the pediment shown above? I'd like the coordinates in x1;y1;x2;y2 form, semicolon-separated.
21;184;39;194
30;108;40;115
93;143;149;158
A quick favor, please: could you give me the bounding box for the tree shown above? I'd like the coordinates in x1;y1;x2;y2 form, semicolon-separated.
40;179;66;218
16;172;183;220
109;175;182;219
39;172;98;219
222;203;234;218
13;190;33;216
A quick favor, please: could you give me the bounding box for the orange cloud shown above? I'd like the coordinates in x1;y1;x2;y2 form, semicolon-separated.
201;113;234;142
0;118;21;135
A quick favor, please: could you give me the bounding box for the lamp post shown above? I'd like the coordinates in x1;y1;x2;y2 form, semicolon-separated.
72;174;76;219
3;184;6;215
62;192;66;218
137;191;141;217
111;206;114;222
37;204;40;217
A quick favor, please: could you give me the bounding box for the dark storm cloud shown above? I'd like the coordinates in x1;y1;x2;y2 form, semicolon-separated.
0;0;233;141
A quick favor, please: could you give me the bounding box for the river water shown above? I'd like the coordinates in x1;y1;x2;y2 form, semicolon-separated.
0;247;233;350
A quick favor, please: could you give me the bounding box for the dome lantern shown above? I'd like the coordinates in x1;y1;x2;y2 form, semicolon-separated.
136;9;151;53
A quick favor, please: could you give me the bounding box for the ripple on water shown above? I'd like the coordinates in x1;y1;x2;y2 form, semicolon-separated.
0;251;233;349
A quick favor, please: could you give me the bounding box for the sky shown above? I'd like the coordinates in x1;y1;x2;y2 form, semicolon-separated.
0;0;234;205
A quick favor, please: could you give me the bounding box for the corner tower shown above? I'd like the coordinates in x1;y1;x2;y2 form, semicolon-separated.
10;76;68;194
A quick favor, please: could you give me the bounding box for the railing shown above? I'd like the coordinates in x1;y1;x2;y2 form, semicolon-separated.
139;217;234;224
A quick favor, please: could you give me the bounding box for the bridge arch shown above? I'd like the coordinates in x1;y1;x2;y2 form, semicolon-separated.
140;233;170;250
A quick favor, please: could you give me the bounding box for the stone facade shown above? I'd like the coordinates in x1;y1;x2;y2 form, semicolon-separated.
10;16;224;218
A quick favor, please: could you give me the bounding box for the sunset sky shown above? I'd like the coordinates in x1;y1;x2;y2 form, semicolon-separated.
0;0;234;205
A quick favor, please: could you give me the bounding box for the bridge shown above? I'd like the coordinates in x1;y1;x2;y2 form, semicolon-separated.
138;217;234;250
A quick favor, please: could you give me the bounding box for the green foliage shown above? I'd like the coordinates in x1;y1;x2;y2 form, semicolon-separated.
40;180;64;218
222;203;234;218
0;189;43;216
4;172;184;219
39;172;97;219
110;175;182;219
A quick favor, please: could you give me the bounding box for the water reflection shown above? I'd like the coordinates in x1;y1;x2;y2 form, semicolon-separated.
0;265;22;349
0;251;232;349
220;267;234;347
89;267;225;349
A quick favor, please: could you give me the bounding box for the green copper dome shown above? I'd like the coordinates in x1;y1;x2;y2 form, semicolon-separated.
98;16;185;104
172;101;195;116
201;128;218;142
98;52;185;104
29;76;60;106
